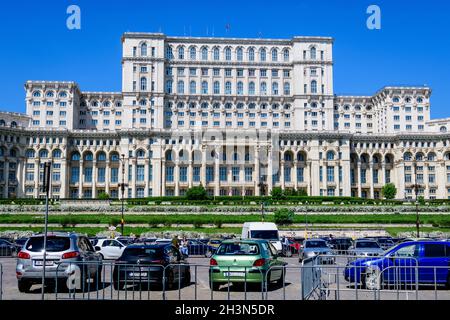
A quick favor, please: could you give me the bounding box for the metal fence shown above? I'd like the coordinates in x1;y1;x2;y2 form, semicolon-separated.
0;246;17;258
3;257;449;300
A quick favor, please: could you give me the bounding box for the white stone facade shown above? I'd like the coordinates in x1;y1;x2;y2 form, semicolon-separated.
1;32;450;200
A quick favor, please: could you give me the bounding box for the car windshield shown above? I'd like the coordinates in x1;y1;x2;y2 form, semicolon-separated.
216;242;260;255
25;236;71;252
305;240;327;248
0;239;12;245
250;230;279;240
356;241;380;249
123;248;163;259
333;239;352;244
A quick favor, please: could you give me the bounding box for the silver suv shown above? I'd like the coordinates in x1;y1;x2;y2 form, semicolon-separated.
16;232;102;293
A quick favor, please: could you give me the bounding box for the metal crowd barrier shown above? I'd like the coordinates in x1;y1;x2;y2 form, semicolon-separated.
0;263;3;300
0;246;17;258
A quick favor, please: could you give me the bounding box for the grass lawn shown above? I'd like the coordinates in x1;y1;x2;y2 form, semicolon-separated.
0;214;449;226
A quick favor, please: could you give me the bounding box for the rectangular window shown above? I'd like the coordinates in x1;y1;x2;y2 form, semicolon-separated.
111;168;118;183
166;166;174;182
220;167;227;182
245;167;253;182
297;167;304;182
137;165;145;182
206;167;214;183
70;167;79;184
84;167;92;183
327;166;334;182
232;167;240;182
180;167;187;182
97;167;106;183
361;169;367;184
193;167;201;182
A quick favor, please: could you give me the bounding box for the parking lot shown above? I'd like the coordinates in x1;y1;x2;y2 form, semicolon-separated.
1;256;449;300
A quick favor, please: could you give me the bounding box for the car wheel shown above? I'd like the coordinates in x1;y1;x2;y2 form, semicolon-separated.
364;267;381;290
209;280;221;291
184;270;191;286
18;280;32;293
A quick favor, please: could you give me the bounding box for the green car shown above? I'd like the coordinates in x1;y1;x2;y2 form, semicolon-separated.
209;239;287;290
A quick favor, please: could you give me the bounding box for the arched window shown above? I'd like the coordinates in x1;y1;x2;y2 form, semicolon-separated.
177;81;185;94
46;91;54;98
189;46;196;60
213;47;220;60
271;48;278;61
201;102;209;109
297;153;305;162
440;126;447;133
284;153;293;161
136;150;146;159
140;43;147;56
189;81;196;94
225;81;232;95
8;149;16;157
260;48;266;61
59;91;67;98
95;152;105;161
178;46;185;59
260;82;267;95
213;81;220;94
84;152;93;161
272;82;279;95
52;149;62;158
236;47;243;61
284;82;290;95
403;152;412;161
140;99;147;106
140;77;147;91
393;96;400;103
71;152;81;161
166;46;173;59
0;120;5;126
111;153;120;162
427;153;436;161
10;121;17;128
283;49;289;62
237;82;244;95
32;91;41;97
225;47;231;61
415;153;424;161
201;47;208;60
166;150;173;161
248;48;255;61
39;149;49;158
326;151;335;161
201;81;208;94
166;80;173;93
249;82;255;95
310;47;316;60
26;149;35;158
311;80;318;94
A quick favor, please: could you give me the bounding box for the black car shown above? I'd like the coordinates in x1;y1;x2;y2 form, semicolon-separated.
0;239;16;256
112;244;190;290
328;237;353;254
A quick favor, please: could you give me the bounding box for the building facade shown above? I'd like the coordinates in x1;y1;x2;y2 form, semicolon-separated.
1;32;450;199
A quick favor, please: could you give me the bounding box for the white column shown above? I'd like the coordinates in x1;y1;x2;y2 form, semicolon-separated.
144;159;149;197
161;160;166;196
357;163;362;198
280;160;285;190
60;158;67;198
201;149;207;187
78;160;83;199
254;148;260;196
293;160;298;191
174;160;180;196
34;159;39;198
92;160;97;199
369;163;374;199
105;161;110;195
131;159;136;198
335;165;340;195
214;153;220;196
188;159;193;188
267;148;273;194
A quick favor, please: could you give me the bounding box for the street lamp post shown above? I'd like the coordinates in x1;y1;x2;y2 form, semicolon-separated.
118;154;128;236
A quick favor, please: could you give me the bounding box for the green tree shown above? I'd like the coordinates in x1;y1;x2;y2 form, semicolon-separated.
297;189;308;197
382;183;397;200
97;192;110;200
270;187;286;200
186;185;208;200
274;208;295;225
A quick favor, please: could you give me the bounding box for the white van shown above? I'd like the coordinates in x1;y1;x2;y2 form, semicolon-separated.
241;222;282;252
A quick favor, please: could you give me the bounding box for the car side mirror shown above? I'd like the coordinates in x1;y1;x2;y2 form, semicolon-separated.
94;246;101;251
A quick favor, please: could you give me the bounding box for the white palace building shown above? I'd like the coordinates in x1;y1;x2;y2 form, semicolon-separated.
1;32;450;200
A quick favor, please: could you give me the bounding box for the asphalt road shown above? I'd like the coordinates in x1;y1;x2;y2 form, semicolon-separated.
0;257;448;300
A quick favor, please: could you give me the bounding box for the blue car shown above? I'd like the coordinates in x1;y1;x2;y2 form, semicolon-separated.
344;241;450;290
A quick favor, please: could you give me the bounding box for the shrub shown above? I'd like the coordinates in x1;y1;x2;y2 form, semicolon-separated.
193;221;203;228
97;192;110;200
213;218;223;229
382;183;397;200
274;208;294;225
270;187;286;200
186;185;208;200
109;217;121;227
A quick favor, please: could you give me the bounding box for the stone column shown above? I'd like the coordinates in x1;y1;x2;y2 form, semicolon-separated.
144;159;149;197
369;163;374;199
214;152;220;196
152;157;162;197
105;160;110;195
293;160;298;191
17;159;24;198
174;160;180;196
280;160;285;190
4;161;9;198
254;148;260;196
357;162;362;198
78;160;83;199
335;165;340;195
201;148;207;187
267;148;273;194
161;160;166;196
60;158;67;198
188;159;193;188
92;160;97;199
381;163;386;186
34;159;39;198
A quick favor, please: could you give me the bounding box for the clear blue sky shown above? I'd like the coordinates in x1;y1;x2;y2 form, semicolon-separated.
0;0;449;118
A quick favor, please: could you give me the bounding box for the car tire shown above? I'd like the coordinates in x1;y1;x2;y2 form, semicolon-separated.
364;267;381;290
18;280;32;293
113;280;124;290
209;280;220;291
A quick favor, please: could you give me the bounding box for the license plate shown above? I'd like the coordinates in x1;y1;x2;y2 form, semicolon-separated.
129;272;147;277
223;272;245;277
34;260;54;266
